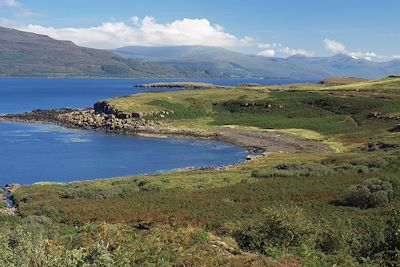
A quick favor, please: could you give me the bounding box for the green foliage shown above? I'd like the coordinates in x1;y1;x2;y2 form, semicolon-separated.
384;209;400;251
344;179;394;209
252;162;334;178
0;218;267;267
234;208;315;256
251;158;390;179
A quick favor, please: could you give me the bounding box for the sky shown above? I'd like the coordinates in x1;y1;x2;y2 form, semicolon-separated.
0;0;399;61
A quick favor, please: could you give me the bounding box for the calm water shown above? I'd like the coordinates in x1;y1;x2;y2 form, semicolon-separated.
0;78;310;185
0;122;247;184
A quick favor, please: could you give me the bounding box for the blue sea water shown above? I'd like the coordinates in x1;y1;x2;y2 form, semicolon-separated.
0;78;311;184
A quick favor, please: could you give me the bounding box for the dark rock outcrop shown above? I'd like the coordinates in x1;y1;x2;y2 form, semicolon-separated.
93;101;162;119
94;101;141;119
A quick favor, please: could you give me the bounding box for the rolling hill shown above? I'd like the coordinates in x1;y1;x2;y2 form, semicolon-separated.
0;27;223;78
1;26;400;79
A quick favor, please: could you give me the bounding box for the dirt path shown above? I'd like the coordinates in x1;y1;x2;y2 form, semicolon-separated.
218;128;332;153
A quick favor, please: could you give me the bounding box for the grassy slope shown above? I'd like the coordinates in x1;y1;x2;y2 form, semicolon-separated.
329;75;400;91
6;77;400;266
109;81;400;147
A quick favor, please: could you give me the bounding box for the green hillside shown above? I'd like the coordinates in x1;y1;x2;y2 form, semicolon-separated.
0;27;226;78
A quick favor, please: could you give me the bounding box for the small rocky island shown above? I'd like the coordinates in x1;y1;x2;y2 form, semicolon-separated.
134;82;223;90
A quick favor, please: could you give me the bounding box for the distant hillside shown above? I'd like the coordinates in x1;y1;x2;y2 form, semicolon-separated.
0;27;224;78
117;46;400;80
1;26;400;79
327;75;400;91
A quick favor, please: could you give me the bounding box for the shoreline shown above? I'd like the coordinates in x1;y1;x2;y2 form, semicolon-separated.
0;108;332;154
0;108;332;190
0;108;259;151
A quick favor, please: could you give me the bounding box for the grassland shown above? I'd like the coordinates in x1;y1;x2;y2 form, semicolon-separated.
108;78;400;147
2;76;400;266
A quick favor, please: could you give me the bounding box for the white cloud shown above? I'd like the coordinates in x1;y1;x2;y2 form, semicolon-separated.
323;38;346;53
0;17;16;27
257;42;311;58
348;51;378;61
258;43;271;49
322;38;400;62
130;16;140;26
0;0;19;7
280;46;312;57
258;42;282;49
16;16;253;49
257;49;275;57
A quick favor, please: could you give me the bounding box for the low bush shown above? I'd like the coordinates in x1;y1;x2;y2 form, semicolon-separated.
234;208;315;256
344;179;393;209
251;163;334;178
251;158;390;179
368;209;400;264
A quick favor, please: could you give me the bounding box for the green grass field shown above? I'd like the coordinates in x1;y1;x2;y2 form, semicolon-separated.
108;82;400;147
2;76;400;266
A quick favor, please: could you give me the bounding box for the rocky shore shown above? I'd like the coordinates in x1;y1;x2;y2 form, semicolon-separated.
0;108;218;140
0;106;332;154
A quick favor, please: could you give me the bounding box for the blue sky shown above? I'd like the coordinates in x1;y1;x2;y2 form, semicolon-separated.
1;0;399;61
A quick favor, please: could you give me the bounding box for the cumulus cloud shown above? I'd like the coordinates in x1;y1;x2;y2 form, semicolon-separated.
257;42;311;58
130;16;140;26
279;46;312;57
257;49;275;57
323;38;346;53
322;38;399;61
16;16;253;49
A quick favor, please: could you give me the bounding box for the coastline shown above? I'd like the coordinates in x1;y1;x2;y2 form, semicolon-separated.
0;108;332;154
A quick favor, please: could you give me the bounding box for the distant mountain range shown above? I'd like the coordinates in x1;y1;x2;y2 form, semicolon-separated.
116;46;400;80
1;26;399;79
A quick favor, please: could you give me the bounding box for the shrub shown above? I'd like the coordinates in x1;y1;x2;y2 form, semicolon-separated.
234;208;315;256
384;209;400;251
334;163;370;175
349;158;389;169
370;209;400;264
251;163;334;178
251;159;388;180
344;179;393;209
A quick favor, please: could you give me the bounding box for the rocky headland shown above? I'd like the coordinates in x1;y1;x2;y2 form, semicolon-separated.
0;108;216;140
